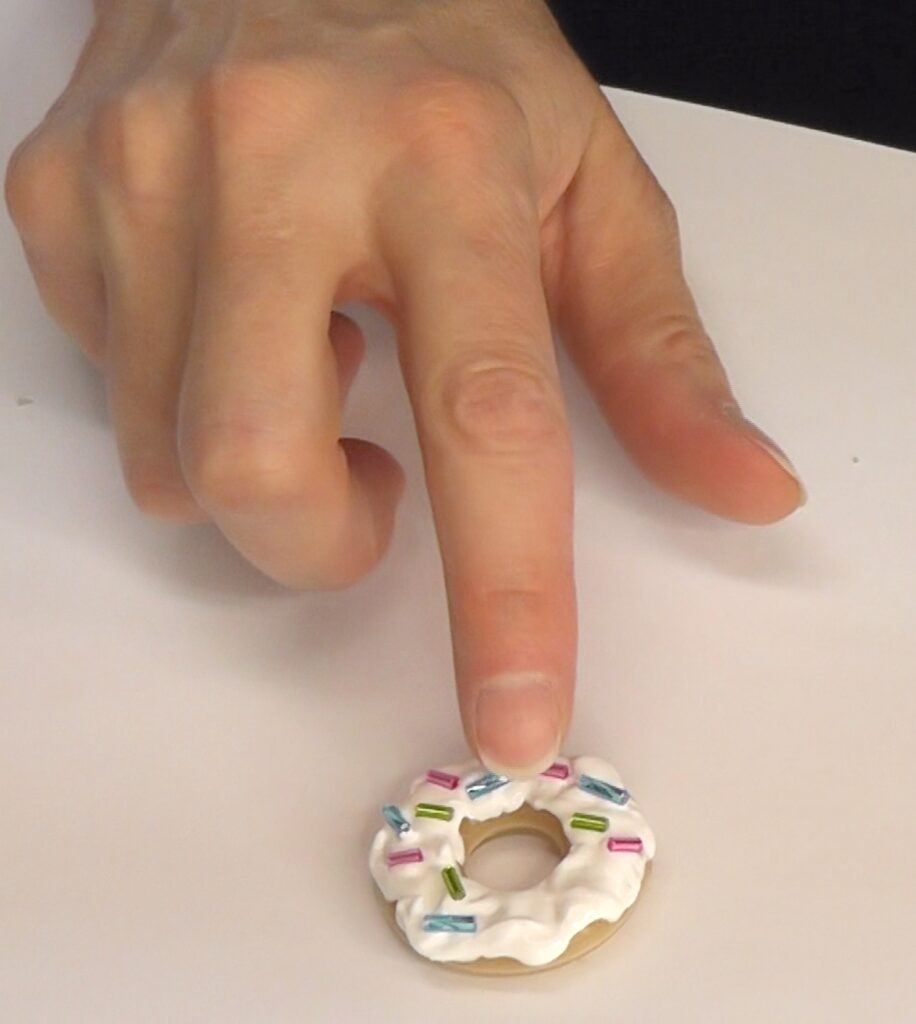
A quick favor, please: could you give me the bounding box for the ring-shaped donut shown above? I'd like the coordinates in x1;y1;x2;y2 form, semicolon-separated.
369;754;655;972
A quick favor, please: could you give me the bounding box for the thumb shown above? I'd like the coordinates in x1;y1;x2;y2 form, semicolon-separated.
549;103;804;524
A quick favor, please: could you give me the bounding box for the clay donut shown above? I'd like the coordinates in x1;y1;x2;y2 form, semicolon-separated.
369;754;655;974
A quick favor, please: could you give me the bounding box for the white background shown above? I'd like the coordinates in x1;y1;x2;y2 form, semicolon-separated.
2;3;915;1021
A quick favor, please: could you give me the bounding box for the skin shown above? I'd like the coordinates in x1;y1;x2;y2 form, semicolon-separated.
5;0;804;775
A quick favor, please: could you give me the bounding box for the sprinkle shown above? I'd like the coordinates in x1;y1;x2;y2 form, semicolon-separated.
422;914;477;934
570;812;609;832
541;761;571;780
381;805;411;836
578;773;630;806
415;802;454;821
607;837;644;853
426;769;460;790
465;772;510;799
441;866;466;900
386;848;424;867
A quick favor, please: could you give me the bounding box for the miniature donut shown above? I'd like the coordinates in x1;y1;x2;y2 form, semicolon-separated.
369;754;655;973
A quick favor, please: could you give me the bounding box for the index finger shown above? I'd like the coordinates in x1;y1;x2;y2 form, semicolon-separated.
383;173;576;776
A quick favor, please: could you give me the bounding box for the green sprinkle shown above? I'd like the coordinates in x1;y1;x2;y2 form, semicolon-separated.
415;802;454;822
570;812;609;832
441;866;466;901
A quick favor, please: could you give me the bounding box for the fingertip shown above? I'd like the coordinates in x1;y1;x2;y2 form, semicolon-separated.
342;438;406;564
123;470;206;522
735;414;807;512
329;312;365;401
711;403;806;523
606;370;805;524
662;423;805;525
470;673;564;778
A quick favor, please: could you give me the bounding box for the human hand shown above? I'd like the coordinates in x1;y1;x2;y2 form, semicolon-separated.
5;0;803;774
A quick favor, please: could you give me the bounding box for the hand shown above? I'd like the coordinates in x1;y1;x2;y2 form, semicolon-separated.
5;0;803;774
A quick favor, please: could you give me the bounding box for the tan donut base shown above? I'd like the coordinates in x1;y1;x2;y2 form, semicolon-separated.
377;802;650;976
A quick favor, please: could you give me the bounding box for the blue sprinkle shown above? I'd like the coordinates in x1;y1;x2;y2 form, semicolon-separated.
578;773;630;805
465;772;510;800
382;804;411;836
422;914;477;934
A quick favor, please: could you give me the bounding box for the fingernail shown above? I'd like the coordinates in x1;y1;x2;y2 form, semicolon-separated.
747;429;807;506
474;674;561;778
723;403;807;506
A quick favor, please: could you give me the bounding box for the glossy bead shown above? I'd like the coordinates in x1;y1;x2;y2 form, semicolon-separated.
426;769;460;790
465;772;510;800
415;802;454;822
442;865;466;900
422;914;477;934
577;773;630;806
386;848;424;867
541;761;571;780
382;804;411;836
607;837;644;853
570;812;609;832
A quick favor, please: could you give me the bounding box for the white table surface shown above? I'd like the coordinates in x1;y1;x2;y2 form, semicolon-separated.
2;4;915;1022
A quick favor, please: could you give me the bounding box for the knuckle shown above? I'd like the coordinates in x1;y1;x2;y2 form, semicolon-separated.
645;314;714;369
393;74;521;172
182;421;323;512
5;134;73;239
87;88;184;204
268;548;374;593
438;357;566;455
199;61;322;156
308;552;376;592
477;583;552;624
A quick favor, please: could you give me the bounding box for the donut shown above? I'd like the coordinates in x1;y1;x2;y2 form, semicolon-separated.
369;754;655;973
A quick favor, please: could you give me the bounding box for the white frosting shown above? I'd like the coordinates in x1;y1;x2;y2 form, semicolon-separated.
369;754;655;966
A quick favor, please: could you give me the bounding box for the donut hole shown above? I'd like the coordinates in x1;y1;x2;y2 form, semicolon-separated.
464;833;561;891
460;804;570;893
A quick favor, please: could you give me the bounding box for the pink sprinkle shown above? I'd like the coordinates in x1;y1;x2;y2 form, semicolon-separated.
387;848;424;867
426;769;460;790
541;761;571;780
607;837;643;854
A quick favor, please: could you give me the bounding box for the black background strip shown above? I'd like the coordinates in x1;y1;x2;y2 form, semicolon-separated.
548;1;916;152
